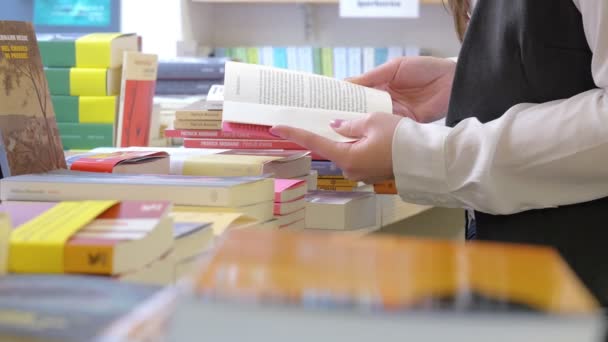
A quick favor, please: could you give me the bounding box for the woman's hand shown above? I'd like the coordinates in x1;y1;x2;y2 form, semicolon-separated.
350;56;456;123
271;113;403;184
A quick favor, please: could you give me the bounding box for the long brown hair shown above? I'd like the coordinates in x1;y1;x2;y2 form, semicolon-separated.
446;0;470;42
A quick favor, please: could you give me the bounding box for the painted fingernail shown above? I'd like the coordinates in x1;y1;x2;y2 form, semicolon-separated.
330;119;344;128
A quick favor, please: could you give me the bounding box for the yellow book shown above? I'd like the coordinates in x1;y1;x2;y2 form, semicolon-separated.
0;213;10;275
70;67;122;96
80;96;118;123
246;47;260;64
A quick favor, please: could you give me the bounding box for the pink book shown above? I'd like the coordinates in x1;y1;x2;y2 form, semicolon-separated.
273;196;306;215
184;138;306;150
164;122;277;140
274;179;307;202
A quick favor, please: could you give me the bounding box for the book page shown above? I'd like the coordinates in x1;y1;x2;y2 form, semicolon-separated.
223;62;393;142
225;62;392;113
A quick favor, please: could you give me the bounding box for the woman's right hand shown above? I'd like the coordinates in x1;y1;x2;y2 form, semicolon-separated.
349;56;456;123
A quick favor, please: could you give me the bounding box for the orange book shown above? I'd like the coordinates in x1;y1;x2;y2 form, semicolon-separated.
373;179;397;194
191;229;599;314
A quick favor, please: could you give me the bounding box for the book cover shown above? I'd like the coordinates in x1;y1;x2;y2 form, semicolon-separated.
58;122;114;150
0;21;67;177
274;178;307;202
0;274;159;342
183;138;305;150
116;51;159;147
37;33;139;68
66;150;169;173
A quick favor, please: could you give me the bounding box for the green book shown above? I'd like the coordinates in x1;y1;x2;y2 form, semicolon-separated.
52;95;118;124
246;47;260;64
313;47;322;75
321;47;334;77
58;123;114;149
45;67;121;96
233;47;248;63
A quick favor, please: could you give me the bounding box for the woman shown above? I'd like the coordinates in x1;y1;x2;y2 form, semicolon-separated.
270;0;608;306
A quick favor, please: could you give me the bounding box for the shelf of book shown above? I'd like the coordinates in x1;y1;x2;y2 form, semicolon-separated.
192;0;443;4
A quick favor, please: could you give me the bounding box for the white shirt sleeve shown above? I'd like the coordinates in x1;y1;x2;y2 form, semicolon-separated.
391;0;608;215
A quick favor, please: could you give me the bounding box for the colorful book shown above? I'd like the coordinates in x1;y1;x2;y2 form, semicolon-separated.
66;151;170;174
273;47;288;69
37;33;139;68
347;47;362;78
164;127;275;140
311;160;343;177
305;190;377;230
52;95;117;123
116;51;158;147
0;21;66;177
58;123;114;149
312;47;322;75
246;47;260;65
45;67;122;96
183;138;305;150
317;178;359;187
333;47;348;80
374;47;388;67
0;170;275;208
0;274;161;341
260;46;274;67
171;230;602;341
297;47;314;74
274;179;307;202
286;46;298;71
157;57;227;80
174;103;223;121
1;200;173;275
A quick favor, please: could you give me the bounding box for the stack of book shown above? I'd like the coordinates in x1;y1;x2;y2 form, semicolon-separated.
273;179;307;229
305;190;379;231
38;33;139;149
172;99;222;131
156;57;227;96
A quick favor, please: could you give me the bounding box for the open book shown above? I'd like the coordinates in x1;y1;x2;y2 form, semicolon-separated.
222;62;393;142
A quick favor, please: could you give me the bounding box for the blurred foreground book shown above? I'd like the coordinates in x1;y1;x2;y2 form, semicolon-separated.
168;230;605;342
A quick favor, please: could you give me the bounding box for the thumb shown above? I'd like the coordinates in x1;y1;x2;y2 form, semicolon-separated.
330;118;367;139
346;58;401;88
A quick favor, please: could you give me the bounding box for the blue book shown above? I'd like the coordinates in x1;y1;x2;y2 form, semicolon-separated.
273;47;288;69
311;160;343;177
374;47;388;67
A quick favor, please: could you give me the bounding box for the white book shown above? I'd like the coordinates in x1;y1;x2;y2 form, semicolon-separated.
261;46;274;67
222;61;392;142
346;47;362;78
332;47;348;80
387;46;404;61
296;46;314;74
362;47;376;73
405;45;421;56
286;46;299;71
305;190;378;230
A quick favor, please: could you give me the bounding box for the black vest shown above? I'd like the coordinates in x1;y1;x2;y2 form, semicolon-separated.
446;0;608;306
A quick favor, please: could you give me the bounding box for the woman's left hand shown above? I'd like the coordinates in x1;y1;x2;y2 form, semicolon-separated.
270;112;403;184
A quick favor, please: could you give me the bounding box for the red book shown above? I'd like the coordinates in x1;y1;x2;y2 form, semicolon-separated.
184;138;306;150
67;151;170;174
116;52;159;147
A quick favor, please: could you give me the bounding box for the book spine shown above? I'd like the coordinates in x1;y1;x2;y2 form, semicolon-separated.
347;47;362;78
363;47;375;73
317;185;357;191
45;68;71;95
79;96;118;124
173;120;222;130
317;178;358;187
157;61;225;80
52;95;79;123
261;46;274;67
321;47;334;77
286;46;298;71
175;111;223;121
39;39;77;67
182;159;264;177
246;47;260;64
183;138;306;150
155;80;215;95
374;47;388;67
387;46;404;61
311;160;343;176
333;47;348;80
373;180;398;194
273;47;288;69
312;47;322;75
58;123;114;149
164;126;276;140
